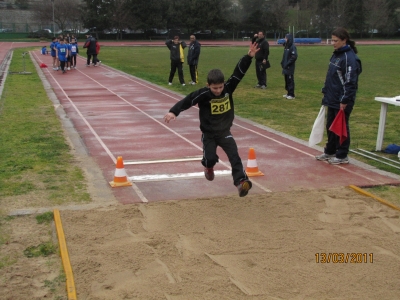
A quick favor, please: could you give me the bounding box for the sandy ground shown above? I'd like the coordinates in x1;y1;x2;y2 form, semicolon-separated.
3;185;400;299
1;40;400;299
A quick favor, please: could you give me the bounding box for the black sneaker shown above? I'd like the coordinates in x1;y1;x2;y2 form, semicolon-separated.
237;179;252;197
204;167;214;181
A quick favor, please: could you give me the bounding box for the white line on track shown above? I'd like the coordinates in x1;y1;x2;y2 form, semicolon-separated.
79;60;377;184
32;51;377;201
129;170;232;182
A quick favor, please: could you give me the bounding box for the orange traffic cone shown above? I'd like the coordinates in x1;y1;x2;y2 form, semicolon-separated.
245;148;264;177
109;156;132;187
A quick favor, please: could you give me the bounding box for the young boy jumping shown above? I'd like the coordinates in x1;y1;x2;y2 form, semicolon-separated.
164;42;259;197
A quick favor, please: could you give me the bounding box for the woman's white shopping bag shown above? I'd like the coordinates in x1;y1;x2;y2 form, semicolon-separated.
308;105;326;147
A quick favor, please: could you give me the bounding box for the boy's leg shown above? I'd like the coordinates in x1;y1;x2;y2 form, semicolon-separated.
201;133;218;181
87;54;91;65
201;133;218;168
216;132;249;185
217;131;252;196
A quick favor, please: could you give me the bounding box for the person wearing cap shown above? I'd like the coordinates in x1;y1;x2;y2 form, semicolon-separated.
83;34;98;66
165;35;186;86
281;33;298;100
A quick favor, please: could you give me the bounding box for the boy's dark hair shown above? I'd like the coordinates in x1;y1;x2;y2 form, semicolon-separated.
207;69;224;84
52;37;57;41
174;36;179;40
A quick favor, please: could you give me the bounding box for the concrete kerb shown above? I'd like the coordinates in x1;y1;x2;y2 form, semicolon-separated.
7;52;119;216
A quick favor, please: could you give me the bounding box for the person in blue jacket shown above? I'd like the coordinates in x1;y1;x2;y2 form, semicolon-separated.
315;27;362;165
281;33;298;100
56;38;69;73
50;37;58;70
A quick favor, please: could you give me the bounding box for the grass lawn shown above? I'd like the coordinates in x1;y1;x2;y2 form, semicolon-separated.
99;44;400;203
0;44;399;215
0;48;91;205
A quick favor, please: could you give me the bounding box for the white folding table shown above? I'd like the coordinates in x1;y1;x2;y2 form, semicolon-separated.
374;96;400;151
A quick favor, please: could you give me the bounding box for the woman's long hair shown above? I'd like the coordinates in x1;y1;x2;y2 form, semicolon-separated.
332;27;358;54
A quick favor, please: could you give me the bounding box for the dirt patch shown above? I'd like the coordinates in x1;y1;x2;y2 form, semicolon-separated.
2;186;400;299
9;186;400;299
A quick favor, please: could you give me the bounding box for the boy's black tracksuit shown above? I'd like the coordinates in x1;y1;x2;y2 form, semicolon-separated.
169;55;254;187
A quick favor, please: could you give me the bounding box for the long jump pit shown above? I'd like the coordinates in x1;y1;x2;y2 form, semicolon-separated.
4;47;399;300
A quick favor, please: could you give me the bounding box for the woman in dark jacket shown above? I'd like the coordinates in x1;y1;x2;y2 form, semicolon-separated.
281;33;298;99
315;27;362;165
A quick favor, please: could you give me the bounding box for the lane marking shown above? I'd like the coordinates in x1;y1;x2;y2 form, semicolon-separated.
73;59;378;186
129;170;232;182
124;156;203;165
34;52;377;196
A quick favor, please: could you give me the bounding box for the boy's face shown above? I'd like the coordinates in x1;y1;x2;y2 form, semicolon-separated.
173;38;179;44
207;83;224;97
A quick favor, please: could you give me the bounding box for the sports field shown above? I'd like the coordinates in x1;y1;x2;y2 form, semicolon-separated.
1;41;400;299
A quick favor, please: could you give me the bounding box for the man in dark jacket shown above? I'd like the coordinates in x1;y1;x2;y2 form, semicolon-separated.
187;35;201;85
165;36;187;86
83;34;97;66
251;31;269;89
281;34;298;100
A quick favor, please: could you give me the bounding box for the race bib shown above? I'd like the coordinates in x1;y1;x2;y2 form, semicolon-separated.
71;45;77;52
210;94;231;115
60;48;66;53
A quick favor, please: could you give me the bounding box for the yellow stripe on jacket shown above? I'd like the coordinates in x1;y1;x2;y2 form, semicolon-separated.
180;44;184;62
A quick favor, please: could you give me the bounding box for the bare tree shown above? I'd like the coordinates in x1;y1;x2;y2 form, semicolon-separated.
108;0;133;39
32;0;83;34
364;0;394;36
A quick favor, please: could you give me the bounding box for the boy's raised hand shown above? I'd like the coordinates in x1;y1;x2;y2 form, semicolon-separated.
247;42;260;57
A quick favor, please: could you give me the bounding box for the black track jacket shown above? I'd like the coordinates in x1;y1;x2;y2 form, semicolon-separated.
169;55;253;133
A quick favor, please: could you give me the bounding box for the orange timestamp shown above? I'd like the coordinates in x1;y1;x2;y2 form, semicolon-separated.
315;253;373;263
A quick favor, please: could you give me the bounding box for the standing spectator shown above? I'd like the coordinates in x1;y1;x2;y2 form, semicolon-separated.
187;35;201;85
163;43;260;197
315;27;362;165
70;38;79;68
83;34;97;66
281;33;298;100
165;36;186;86
92;38;101;66
56;38;69;74
66;33;72;43
66;40;72;70
251;31;269;89
50;37;58;70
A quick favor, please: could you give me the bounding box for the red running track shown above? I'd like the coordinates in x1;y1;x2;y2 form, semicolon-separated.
2;42;400;204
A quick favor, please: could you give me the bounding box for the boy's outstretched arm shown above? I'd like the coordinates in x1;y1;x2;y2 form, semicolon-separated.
248;42;260;57
164;112;176;123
